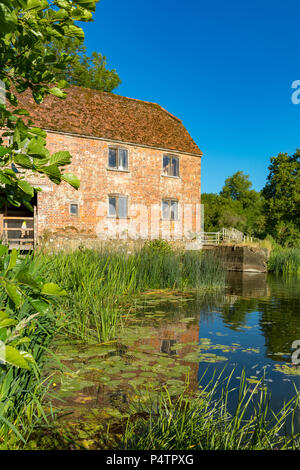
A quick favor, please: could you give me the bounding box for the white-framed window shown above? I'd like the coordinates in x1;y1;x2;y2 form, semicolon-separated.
108;195;128;219
162;199;179;220
69;203;79;216
162;155;179;177
108;147;128;170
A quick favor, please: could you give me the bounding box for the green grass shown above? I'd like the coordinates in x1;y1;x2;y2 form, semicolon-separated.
123;369;300;450
0;244;226;447
268;248;300;275
35;246;226;343
0;292;56;448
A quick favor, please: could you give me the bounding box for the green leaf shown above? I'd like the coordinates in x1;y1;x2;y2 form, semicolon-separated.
30;299;50;313
48;87;66;98
64;24;85;40
62;173;80;189
17;179;34;197
16;269;40;289
0;172;11;185
24;0;48;11
19;351;35;365
4;282;23;308
50;151;71;166
7;249;18;272
0;4;17;33
27;138;49;157
0;245;8;257
41;283;68;296
0;147;8;157
14;154;33;169
13;337;31;346
76;0;97;11
0;318;18;328
1;345;30;369
39;165;61;184
13;109;30;116
29;128;47;138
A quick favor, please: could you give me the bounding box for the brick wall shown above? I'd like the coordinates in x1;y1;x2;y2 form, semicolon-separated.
11;130;203;242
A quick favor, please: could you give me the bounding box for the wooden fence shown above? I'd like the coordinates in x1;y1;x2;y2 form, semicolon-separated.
1;211;36;250
200;227;254;246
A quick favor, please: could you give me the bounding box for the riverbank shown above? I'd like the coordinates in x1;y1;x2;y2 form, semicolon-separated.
268;247;300;275
2;244;300;450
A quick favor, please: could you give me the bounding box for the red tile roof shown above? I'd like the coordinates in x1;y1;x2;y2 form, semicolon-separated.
16;86;202;156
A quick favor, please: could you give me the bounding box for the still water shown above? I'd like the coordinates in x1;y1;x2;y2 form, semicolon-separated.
52;273;300;433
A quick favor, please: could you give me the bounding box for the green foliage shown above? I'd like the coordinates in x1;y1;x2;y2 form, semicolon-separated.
44;37;121;92
202;172;265;237
0;0;99;209
142;239;173;255
262;151;300;246
35;248;226;343
220;171;252;201
0;0;97;447
0;250;67;446
268;248;300;275
123;370;300;450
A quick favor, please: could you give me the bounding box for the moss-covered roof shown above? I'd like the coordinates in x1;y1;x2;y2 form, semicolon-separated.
17;86;202;156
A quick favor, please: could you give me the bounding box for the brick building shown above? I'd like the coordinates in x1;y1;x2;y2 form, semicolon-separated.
2;87;203;248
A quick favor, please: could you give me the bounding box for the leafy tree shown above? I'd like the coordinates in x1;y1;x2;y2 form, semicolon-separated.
0;0;101;210
0;0;98;444
0;0;97;364
220;171;252;201
202;193;247;233
45;37;121;92
262;151;300;246
202;171;265;237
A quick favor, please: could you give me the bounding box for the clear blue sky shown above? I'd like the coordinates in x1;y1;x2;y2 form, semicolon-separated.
81;0;300;193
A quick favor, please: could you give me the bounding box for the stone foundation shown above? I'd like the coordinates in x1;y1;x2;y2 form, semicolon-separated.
203;245;269;273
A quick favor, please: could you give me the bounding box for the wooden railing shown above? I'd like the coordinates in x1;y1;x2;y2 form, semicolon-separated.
199;228;254;246
1;215;36;250
199;232;221;245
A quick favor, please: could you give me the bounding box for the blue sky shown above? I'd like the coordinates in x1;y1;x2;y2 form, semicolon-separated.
81;0;300;193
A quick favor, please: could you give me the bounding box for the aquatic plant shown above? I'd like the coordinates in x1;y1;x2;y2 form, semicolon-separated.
0;249;67;448
35;248;226;342
268;248;300;275
123;370;300;450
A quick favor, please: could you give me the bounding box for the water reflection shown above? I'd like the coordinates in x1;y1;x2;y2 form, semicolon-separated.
194;273;300;424
51;273;300;435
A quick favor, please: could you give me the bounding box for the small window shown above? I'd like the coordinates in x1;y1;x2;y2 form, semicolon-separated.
163;155;179;177
162;199;179;220
108;148;128;170
70;203;79;216
108;195;128;219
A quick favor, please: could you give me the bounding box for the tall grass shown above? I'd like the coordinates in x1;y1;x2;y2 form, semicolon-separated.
0;293;56;448
268;248;300;275
123;370;300;450
35;246;226;342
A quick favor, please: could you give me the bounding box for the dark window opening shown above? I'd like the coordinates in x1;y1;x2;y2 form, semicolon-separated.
108;195;128;219
163;155;179;177
70;203;79;216
108;148;128;170
162;199;179;220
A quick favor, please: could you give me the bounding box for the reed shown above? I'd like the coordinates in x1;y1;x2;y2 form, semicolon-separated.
0;295;56;448
123;369;300;450
35;246;226;342
268;248;300;275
